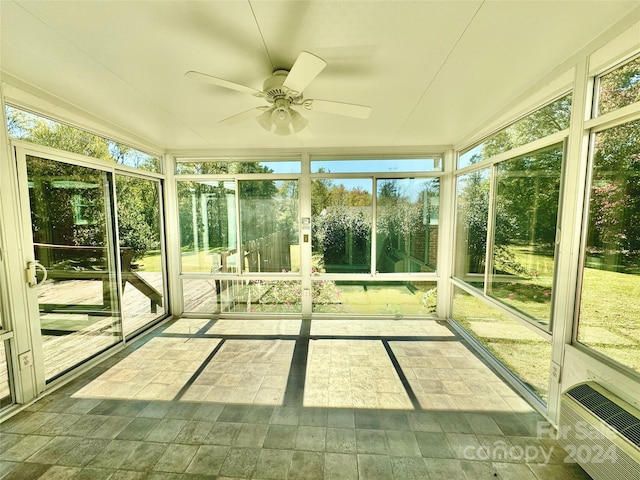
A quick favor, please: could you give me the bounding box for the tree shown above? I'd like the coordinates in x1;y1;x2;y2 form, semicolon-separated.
456;170;490;275
584;57;640;271
311;177;332;216
6;107;161;260
482;94;572;160
588;119;640;269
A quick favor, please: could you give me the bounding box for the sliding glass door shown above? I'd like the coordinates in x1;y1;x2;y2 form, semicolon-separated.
0;287;12;408
17;149;122;384
115;174;166;338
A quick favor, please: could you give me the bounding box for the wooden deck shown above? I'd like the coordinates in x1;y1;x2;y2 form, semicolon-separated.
0;341;10;406
34;272;165;383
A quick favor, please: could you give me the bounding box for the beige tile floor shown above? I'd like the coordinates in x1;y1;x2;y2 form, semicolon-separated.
0;318;590;479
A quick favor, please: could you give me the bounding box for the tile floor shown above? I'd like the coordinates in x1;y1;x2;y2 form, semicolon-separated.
0;318;590;479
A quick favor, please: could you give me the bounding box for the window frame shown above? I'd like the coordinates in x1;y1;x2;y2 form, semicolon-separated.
453;136;567;335
457;92;573;170
572;63;640;375
309;169;443;279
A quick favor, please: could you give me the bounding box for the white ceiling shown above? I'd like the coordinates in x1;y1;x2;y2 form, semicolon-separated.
1;1;639;152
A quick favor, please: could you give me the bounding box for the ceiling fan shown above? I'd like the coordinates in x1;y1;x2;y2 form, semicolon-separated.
186;51;372;136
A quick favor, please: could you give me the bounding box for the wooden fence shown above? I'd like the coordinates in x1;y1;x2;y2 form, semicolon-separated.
243;230;292;273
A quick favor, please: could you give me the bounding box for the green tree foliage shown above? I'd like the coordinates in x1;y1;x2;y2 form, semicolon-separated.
310;177;332;216
176;163;279;251
239;180;294;243
177;161;275;175
275;180;299;241
457;146;564;280
597;56;640;115
586;57;640;270
313;204;371;269
24;117;112;161
465;94;572;165
456;170;490;275
115;176;159;260
26;157;108;250
311;178;372;270
6;107;160;260
588;119;640;269
177;180;234;251
495;146;562;248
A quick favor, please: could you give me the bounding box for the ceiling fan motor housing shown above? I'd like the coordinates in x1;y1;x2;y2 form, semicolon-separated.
186;51;370;135
263;70;301;103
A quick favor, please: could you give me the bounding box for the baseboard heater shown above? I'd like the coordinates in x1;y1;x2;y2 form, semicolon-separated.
559;382;640;480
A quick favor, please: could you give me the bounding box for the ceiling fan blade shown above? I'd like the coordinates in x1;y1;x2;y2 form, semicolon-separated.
282;51;327;94
185;71;263;97
219;106;268;126
308;99;372;119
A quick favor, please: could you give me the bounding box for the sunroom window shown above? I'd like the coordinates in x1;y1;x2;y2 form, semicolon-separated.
577;116;640;374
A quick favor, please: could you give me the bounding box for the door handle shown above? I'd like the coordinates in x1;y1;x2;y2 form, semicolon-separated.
26;261;47;288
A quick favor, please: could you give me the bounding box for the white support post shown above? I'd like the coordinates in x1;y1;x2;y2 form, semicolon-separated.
548;59;592;423
300;152;312;319
163;153;183;317
437;149;455;319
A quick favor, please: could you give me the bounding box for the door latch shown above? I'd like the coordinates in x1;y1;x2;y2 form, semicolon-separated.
26;261;47;288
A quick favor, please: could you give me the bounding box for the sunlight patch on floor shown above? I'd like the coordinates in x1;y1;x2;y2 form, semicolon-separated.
304;339;413;409
72;336;220;401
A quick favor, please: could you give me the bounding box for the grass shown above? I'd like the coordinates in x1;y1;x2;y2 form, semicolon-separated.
452;288;551;400
146;245;303;274
135;249;163;272
453;246;640;400
490;244;555;324
313;282;437;316
579;266;640;372
219;281;437;316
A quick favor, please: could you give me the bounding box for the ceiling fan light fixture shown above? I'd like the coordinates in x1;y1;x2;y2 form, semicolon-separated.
290;109;308;133
256;108;273;131
274;123;291;136
271;106;291;128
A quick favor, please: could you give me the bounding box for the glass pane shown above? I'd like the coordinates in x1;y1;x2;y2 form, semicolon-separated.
0;341;12;408
6;106;161;172
458;94;571;168
178;180;238;273
454;169;490;288
116;175;166;337
182;278;303;314
312;280;437;316
577;120;640;374
312;178;372;273
489;144;563;326
177;160;300;174
0;252;8;412
239;180;299;273
376;178;439;273
182;278;219;313
596;55;640;116
452;286;551;401
312;157;442;173
27;156;122;382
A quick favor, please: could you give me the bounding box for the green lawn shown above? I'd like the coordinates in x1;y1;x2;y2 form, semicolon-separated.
489;245;555;325
452;288;551;400
579;266;640;372
135;250;163;272
313;282;437;316
453;246;640;400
